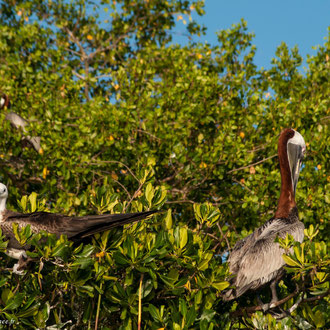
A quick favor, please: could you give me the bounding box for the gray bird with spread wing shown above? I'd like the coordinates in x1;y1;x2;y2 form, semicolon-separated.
1;93;41;153
0;183;157;274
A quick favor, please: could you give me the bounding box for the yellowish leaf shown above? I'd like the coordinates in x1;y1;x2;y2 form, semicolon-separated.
96;251;105;258
212;281;230;291
184;280;191;291
42;167;49;179
282;254;301;267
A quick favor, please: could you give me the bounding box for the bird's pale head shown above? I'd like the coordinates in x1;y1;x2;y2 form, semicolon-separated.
0;94;10;109
0;183;8;199
0;183;8;212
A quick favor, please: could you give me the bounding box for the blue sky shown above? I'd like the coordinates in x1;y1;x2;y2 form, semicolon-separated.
173;0;330;70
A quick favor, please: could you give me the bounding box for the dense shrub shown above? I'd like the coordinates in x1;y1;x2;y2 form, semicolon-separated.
0;0;328;328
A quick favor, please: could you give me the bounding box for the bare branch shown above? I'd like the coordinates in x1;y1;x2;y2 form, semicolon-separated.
231;288;330;318
64;27;87;59
123;181;144;212
135;128;162;141
217;222;231;252
231;288;299;317
227;154;277;174
232;178;252;193
84;160;139;183
111;178;132;199
72;70;85;80
88;33;129;60
165;200;194;204
64;47;83;57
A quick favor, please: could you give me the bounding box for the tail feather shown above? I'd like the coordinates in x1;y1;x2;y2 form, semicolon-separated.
71;210;159;239
221;281;254;301
222;288;236;301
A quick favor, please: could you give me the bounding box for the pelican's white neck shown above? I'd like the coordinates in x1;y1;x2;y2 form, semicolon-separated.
0;198;6;212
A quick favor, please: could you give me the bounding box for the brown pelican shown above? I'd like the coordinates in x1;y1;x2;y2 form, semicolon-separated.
223;128;306;308
0;183;157;273
0;93;42;153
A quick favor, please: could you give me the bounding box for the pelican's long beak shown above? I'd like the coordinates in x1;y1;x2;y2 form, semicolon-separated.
287;142;306;195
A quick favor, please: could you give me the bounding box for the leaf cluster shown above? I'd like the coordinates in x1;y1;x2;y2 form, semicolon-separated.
0;0;329;328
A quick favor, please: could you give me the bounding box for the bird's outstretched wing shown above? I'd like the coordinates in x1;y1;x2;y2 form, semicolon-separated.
1;210;158;249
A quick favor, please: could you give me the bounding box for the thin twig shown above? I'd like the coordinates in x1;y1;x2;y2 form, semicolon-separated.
165;200;195;204
231;288;299;317
232;178;252;193
205;232;221;241
64;28;87;59
135;128;162;141
231;288;330;318
303;290;330;302
63;47;82;57
124;181;144;212
217;222;231;252
273;293;303;319
227;154;277;174
273;290;330;319
95;282;103;330
138;274;144;330
246;142;270;153
83;160;139;183
111;179;132;199
72;70;86;80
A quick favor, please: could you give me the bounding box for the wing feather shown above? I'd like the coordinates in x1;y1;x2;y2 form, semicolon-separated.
1;210;158;249
225;214;304;300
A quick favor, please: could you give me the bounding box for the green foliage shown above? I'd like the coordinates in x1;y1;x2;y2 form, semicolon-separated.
0;0;329;328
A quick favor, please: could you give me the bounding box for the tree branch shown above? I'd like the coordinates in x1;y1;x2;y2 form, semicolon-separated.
84;160;139;183
231;288;299;317
217;222;231;252
231;288;330;318
227;154;277;174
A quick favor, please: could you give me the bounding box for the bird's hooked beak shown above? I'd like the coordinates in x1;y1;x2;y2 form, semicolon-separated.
287;140;306;196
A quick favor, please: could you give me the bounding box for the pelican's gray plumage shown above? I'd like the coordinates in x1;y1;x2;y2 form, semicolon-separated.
0;183;157;272
223;128;306;305
0;93;41;153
